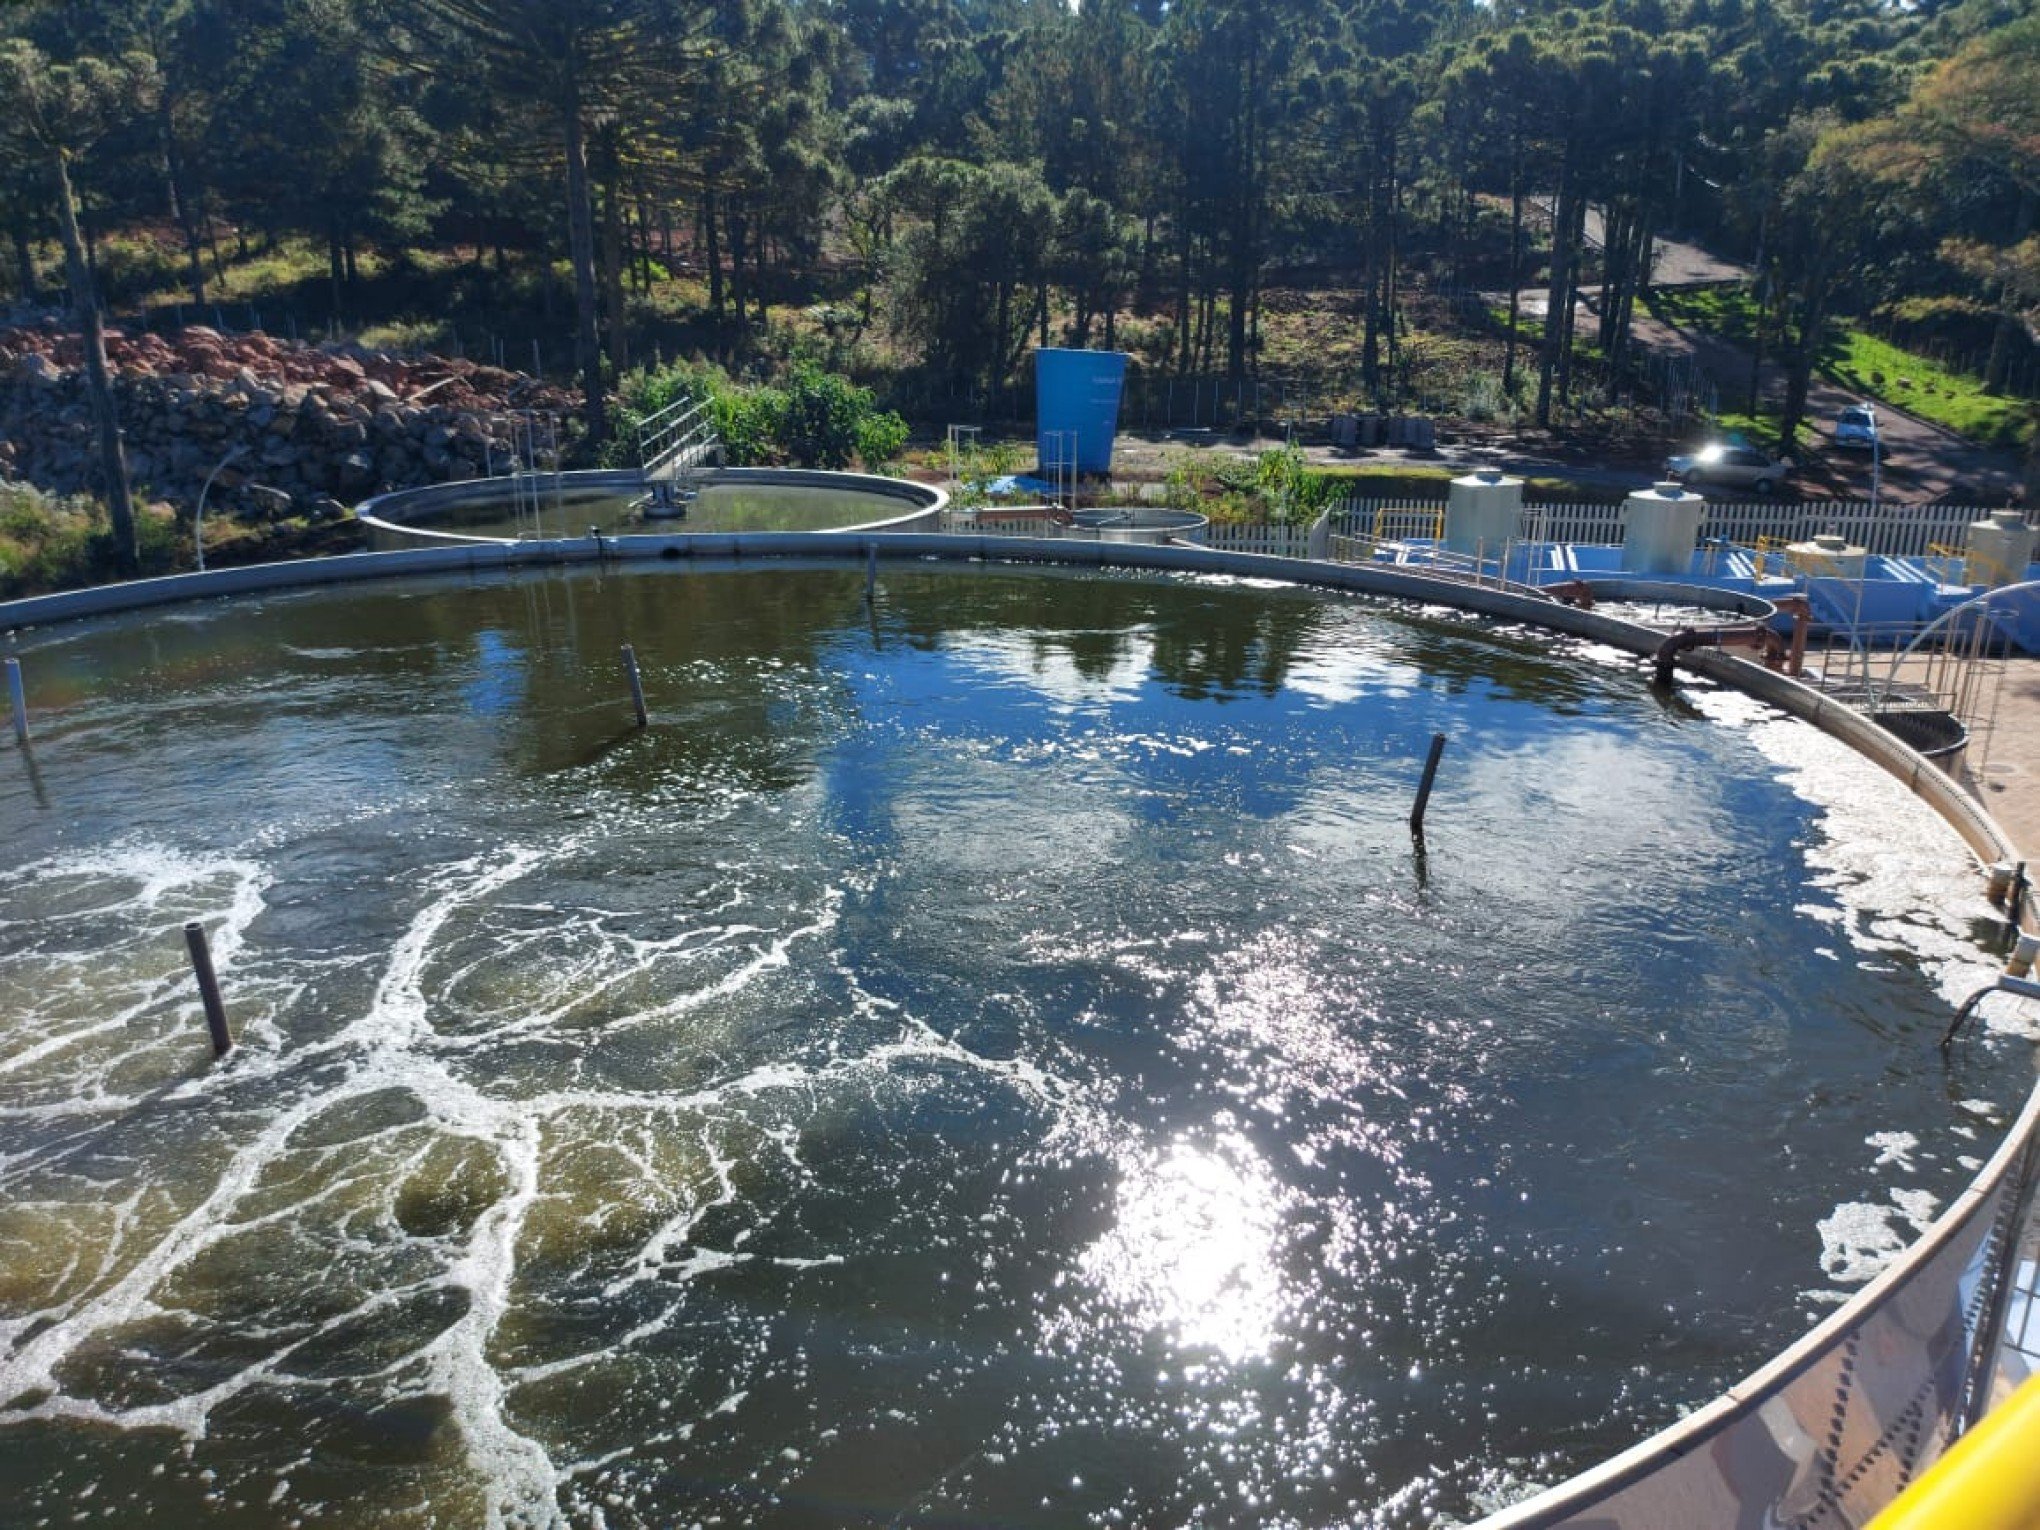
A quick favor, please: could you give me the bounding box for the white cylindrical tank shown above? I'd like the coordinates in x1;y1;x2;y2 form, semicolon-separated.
1786;532;1869;579
1966;508;2037;588
1444;470;1524;555
1621;481;1706;574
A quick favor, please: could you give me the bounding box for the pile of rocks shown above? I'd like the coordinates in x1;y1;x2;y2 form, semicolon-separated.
0;321;580;526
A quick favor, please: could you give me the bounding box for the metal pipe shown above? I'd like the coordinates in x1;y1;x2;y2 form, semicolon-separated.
194;444;249;574
1409;732;1448;837
183;921;234;1057
621;643;648;728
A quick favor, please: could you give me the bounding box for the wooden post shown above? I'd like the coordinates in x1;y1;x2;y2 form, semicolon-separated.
1410;732;1448;838
621;643;648;728
183;921;234;1057
5;658;26;746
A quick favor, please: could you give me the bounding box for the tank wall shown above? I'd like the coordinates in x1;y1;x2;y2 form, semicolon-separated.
1622;493;1706;574
1445;477;1524;556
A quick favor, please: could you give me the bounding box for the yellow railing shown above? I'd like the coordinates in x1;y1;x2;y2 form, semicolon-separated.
1751;534;1792;580
1373;505;1445;542
1869;1373;2040;1530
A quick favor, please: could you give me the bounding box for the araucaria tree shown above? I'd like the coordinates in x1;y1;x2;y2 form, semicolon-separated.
0;38;157;572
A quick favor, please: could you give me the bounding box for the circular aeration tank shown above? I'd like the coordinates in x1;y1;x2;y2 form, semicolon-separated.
0;535;2026;1530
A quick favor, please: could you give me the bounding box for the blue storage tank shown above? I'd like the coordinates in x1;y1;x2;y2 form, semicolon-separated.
1035;349;1129;476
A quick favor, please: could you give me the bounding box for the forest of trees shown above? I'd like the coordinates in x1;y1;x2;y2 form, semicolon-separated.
1;0;2035;458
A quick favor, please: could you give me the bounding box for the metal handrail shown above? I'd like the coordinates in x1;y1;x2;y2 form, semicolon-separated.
638;394;720;485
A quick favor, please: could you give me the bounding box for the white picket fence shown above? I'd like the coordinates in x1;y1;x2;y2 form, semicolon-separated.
1196;522;1317;558
1327;497;2026;561
948;497;2027;566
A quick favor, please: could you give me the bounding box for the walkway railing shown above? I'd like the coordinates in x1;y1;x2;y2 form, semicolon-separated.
637;394;721;508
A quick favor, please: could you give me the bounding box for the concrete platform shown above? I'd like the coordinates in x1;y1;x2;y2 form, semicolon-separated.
1966;656;2040;858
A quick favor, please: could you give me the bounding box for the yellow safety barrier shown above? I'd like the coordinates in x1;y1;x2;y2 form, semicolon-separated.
1752;534;1791;581
1868;1373;2040;1530
1374;505;1444;542
1926;542;1971;585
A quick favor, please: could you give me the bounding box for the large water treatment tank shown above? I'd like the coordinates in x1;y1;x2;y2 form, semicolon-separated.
1444;470;1524;555
1965;508;2037;588
1035;349;1130;476
1622;481;1706;574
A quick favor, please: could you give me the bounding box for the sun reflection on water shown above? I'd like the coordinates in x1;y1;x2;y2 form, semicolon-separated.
1080;1134;1290;1364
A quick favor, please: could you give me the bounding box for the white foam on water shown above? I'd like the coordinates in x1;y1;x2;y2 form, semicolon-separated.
1867;1131;1918;1171
0;842;269;1097
1817;1201;1911;1285
0;845;589;1525
1702;697;2001;1010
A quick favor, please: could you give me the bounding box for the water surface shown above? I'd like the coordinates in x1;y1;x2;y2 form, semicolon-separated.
0;563;2016;1529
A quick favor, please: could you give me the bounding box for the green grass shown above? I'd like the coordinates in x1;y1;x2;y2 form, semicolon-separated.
1824;330;2033;450
1650;284;1761;343
1650;283;2035;452
1705;410;1782;446
0;482;181;597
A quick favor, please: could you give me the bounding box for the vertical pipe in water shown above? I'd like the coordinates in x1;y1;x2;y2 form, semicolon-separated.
1410;732;1448;838
183;922;234;1058
621;643;648;728
5;658;26;746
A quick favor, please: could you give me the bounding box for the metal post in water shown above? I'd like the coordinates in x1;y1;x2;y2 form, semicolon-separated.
183;921;234;1057
621;643;648;728
5;658;26;746
865;545;878;604
1409;732;1448;837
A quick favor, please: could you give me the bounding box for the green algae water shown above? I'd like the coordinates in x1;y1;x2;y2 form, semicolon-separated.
0;562;2022;1528
381;480;918;542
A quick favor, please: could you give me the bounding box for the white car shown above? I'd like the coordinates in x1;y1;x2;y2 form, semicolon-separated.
1835;405;1878;451
1664;441;1794;494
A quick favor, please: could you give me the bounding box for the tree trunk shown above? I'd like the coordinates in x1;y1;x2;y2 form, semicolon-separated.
600;152;628;378
1384;139;1402;392
8;221;36;304
1139;211;1156;308
563;97;608;443
328;228;345;318
161;94;205;308
1778;269;1829;458
994;277;1011;399
1503;145;1523;395
52;149;136;573
1984;187;2035;394
704;186;724;326
1535;172;1577;429
728;204;748;329
1556;192;1585;404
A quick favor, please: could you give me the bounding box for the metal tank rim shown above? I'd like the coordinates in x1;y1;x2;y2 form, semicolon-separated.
0;530;2032;1530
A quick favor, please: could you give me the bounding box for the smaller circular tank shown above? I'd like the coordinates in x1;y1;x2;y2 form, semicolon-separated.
1444;470;1523;555
1965;509;2036;588
1621;481;1705;574
1787;532;1869;579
